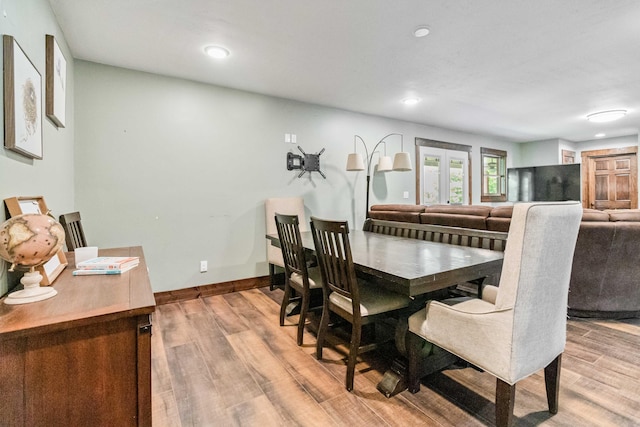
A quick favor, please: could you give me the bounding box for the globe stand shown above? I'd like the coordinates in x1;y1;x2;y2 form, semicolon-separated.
4;269;57;305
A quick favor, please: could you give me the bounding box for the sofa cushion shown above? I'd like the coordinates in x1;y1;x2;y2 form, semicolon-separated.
606;209;640;222
489;205;513;218
423;204;493;217
370;204;425;213
420;205;492;230
369;210;421;223
487;217;511;232
582;208;610;222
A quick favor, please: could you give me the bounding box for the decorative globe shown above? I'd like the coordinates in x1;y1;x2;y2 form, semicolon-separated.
0;213;65;270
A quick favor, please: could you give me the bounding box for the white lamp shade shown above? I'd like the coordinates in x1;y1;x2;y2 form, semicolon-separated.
393;152;412;171
346;153;365;171
377;156;393;172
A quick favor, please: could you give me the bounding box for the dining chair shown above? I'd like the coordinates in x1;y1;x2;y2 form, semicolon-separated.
406;201;583;427
274;213;322;346
58;211;88;251
265;197;307;290
310;216;412;392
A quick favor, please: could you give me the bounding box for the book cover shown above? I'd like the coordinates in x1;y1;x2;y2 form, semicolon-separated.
72;263;138;276
76;256;140;270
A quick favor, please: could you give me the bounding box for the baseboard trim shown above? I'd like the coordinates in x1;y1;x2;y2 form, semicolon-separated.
154;275;271;305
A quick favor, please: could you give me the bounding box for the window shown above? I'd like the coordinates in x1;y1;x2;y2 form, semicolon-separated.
481;147;507;202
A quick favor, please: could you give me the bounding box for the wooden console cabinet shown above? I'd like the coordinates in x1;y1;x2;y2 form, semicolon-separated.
0;246;156;426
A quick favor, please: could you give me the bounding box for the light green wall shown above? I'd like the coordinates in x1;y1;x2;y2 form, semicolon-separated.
74;61;517;292
0;0;75;295
517;138;561;166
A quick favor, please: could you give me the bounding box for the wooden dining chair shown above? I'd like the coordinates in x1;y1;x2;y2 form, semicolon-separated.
275;213;322;346
407;202;583;427
58;211;88;251
310;216;412;391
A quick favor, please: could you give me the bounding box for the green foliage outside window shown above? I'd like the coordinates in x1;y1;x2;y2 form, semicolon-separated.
481;148;507;202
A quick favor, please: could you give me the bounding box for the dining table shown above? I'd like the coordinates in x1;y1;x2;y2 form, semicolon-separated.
266;229;504;297
266;229;505;396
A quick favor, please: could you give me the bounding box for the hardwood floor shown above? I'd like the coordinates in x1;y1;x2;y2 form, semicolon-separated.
152;288;640;426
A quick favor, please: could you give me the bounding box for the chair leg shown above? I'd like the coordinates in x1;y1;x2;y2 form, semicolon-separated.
346;321;362;392
496;378;515;427
269;263;276;291
544;354;562;414
297;290;309;346
279;281;291;327
316;299;330;360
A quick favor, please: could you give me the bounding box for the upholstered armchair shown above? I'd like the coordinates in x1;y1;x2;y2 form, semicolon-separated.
407;202;583;427
265;197;307;289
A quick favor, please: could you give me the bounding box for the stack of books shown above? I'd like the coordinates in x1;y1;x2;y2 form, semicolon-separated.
73;256;140;276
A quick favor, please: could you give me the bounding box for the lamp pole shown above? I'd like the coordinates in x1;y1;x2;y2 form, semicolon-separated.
353;133;404;218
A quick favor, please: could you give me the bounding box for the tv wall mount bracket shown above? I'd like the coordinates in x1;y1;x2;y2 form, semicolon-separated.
287;146;326;178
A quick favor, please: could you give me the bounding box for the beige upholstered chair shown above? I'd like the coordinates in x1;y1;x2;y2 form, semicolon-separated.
274;213;322;346
407;202;582;427
310;216;412;392
265;197;307;290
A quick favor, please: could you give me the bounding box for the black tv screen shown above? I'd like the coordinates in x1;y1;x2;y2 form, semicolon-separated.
507;164;581;202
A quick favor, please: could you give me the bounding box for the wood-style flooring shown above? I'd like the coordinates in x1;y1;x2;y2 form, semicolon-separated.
152;288;640;426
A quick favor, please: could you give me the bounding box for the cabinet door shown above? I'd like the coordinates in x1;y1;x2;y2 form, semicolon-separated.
23;318;140;426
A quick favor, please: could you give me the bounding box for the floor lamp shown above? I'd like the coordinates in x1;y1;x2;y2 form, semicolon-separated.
346;133;412;218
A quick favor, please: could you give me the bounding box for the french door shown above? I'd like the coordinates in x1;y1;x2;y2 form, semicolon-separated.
418;146;469;205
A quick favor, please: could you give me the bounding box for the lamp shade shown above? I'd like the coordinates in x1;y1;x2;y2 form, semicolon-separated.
346;153;365;171
377;156;393;172
393;152;412;171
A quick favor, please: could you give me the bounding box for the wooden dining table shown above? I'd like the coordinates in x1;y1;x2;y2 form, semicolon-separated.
266;229;504;297
266;229;504;397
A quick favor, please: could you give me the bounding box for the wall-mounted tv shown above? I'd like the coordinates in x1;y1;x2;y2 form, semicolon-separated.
507;163;581;202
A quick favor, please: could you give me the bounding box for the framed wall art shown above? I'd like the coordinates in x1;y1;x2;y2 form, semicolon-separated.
3;196;68;286
3;35;43;159
45;34;66;128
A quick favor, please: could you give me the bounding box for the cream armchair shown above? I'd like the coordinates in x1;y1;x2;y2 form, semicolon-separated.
265;197;307;289
407;202;582;427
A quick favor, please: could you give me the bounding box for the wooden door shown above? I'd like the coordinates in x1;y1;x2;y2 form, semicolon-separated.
562;149;576;164
582;147;638;210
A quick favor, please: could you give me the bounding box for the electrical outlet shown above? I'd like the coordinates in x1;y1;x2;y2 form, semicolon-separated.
291;134;297;143
200;260;207;273
403;191;409;199
285;133;291;143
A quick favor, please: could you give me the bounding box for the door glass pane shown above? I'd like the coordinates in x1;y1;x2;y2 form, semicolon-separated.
449;159;464;204
423;156;440;204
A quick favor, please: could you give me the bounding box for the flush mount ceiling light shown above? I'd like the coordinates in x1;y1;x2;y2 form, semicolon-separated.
586;110;627;123
595;133;606;138
402;97;420;105
204;45;230;59
413;26;430;37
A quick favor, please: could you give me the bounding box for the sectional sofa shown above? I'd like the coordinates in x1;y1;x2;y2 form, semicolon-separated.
368;204;640;319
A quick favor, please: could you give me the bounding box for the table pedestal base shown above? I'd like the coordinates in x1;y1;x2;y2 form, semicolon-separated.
377;359;408;398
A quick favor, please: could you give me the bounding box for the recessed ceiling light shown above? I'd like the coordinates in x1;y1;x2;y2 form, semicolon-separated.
595;133;606;138
204;45;230;59
413;26;430;37
586;110;627;123
402;97;420;105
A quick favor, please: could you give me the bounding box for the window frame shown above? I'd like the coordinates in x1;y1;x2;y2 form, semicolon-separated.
480;147;507;202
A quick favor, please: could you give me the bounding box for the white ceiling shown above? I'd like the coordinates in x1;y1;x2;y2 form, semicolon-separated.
48;0;640;143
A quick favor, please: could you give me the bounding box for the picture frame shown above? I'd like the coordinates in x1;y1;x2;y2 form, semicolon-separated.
3;35;43;159
3;196;68;286
45;34;66;128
